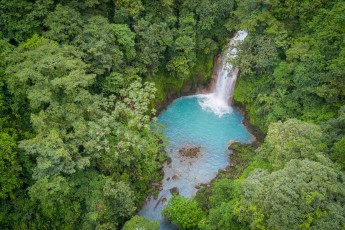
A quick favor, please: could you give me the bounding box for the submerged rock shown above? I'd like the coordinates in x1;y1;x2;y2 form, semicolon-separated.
227;140;240;150
162;198;167;204
151;182;163;192
154;196;165;209
166;157;172;165
169;187;179;195
178;146;201;157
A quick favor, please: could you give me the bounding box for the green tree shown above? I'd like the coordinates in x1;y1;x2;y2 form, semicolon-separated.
162;195;205;230
28;175;80;228
73;16;136;75
193;0;235;53
333;137;345;171
319;46;345;103
87;80;165;203
114;0;143;18
202;179;248;230
0;33;15;129
257;119;327;169
0;0;53;42
322;105;345;170
43;4;83;44
167;12;196;78
235;159;345;229
233;0;344;132
6;36;97;179
100;179;136;227
134;19;173;75
0;132;21;199
123;215;159;230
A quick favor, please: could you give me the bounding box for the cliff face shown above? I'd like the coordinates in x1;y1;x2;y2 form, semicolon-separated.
154;54;219;113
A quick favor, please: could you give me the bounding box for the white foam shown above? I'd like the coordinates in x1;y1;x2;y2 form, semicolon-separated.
198;30;247;116
197;94;233;117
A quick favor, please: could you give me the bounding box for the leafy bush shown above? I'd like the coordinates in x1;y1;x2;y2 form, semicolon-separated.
122;215;159;230
162;195;205;229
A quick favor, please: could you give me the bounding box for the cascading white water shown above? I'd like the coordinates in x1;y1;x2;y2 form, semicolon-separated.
138;31;251;230
198;30;248;116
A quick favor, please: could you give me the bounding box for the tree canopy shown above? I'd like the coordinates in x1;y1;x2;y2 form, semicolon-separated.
257;119;327;169
236;159;345;229
0;0;344;229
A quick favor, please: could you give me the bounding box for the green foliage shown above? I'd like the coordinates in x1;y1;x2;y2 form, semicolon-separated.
102;179;136;222
163;195;206;230
208;178;238;208
167;12;197;78
239;157;271;180
44;4;83;43
234;34;279;78
28;175;79;227
0;33;14;120
87;80;166;203
236;159;345;229
115;0;143;18
0;0;344;229
73;172;135;229
257;119;327;169
101;72;126;95
123;215;159;230
6;39;97;179
0;0;53;42
0;132;21;199
333;137;345;170
201;180;248;230
2;34;165;227
193;0;235;53
73;16;136;75
151;52;214;102
322;105;345;170
233;0;344;132
134;19;173;75
203;202;248;230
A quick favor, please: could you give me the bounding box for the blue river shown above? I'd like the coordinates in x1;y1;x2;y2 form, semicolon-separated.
139;95;253;229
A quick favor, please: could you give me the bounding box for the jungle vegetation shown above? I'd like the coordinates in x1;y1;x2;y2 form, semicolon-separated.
0;0;344;229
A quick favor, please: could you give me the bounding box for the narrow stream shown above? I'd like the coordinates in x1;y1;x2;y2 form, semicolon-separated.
139;31;251;229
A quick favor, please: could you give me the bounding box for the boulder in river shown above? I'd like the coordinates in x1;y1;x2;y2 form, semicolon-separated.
169;187;179;195
178;146;201;157
227;140;240;150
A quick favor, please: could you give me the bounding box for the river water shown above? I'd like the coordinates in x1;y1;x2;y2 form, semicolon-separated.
139;31;251;229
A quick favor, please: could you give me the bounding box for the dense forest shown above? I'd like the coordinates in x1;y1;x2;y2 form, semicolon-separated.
0;0;344;229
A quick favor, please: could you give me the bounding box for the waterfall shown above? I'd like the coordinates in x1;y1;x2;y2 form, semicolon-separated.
138;31;250;230
198;30;248;116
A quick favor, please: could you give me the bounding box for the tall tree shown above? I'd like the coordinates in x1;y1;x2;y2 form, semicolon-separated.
0;0;54;42
73;16;136;75
43;4;83;44
257;119;327;169
236;159;345;229
167;12;196;78
6;36;97;180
